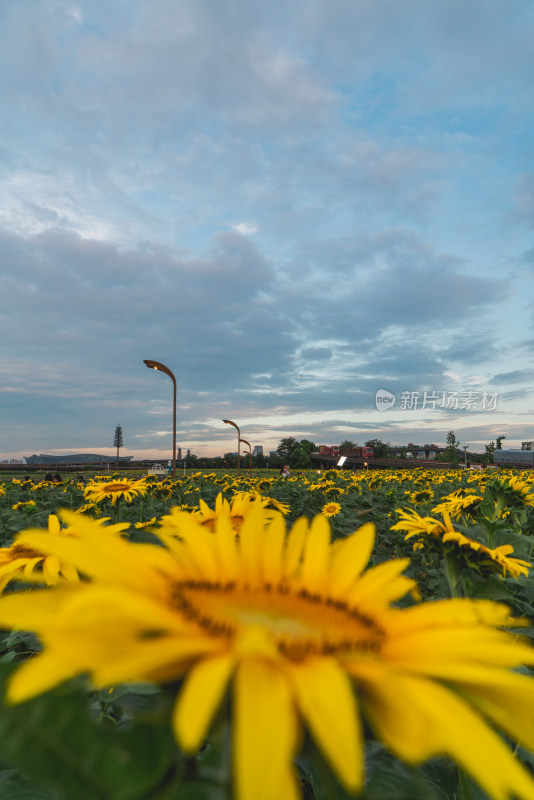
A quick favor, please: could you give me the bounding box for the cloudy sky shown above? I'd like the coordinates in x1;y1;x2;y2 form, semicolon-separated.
1;0;533;461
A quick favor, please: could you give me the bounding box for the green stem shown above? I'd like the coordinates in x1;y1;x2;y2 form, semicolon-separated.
444;554;463;598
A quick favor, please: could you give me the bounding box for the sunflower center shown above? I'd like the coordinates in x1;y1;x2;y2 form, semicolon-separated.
174;582;383;659
10;544;43;559
103;483;130;492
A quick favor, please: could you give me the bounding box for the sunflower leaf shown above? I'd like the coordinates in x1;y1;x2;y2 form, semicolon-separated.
0;664;178;800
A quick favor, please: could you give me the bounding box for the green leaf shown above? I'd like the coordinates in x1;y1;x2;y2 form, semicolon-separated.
0;768;60;800
0;665;178;800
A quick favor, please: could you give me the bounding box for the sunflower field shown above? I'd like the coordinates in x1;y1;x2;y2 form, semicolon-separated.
1;467;534;800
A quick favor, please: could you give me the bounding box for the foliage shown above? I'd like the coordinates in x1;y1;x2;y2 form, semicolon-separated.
277;437;298;459
485;441;496;465
364;439;393;458
339;440;357;454
1;466;534;799
437;430;460;464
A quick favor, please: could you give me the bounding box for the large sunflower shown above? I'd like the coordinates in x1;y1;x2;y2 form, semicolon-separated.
0;510;534;800
0;512;130;592
84;477;148;505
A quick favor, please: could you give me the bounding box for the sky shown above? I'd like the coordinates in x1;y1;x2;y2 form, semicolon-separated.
1;0;534;462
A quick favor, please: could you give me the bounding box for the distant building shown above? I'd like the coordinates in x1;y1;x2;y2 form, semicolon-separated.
494;450;534;466
25;453;134;465
252;445;263;457
391;443;443;460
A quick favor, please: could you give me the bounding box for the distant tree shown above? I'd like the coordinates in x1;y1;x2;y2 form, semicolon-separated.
254;452;267;468
268;454;284;470
113;425;123;466
184;450;198;468
365;439;393;458
277;437;298;460
496;436;506;450
289;446;312;469
438;430;460;464
339;440;358;454
484;441;495;465
224;452;238;468
298;439;317;455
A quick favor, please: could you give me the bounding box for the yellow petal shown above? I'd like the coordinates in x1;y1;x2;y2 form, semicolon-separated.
168;518;220;582
213;515;239;584
347;559;411;609
174;653;235;752
262;514;286;586
7;652;76;704
382;626;534;670
426;664;534;753
284;517;308;577
42;554;61;585
17;531;168;596
238;506;264;589
289;657;362;791
235;659;297;800
93;636;224;685
361;671;534;800
299;514;330;595
0;586;74;629
329;523;375;598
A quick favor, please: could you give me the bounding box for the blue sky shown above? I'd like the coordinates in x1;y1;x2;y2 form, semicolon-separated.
1;0;533;461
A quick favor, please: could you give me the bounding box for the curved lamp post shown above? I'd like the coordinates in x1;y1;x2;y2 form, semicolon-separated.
240;437;252;478
222;419;240;476
463;444;469;468
144;360;176;478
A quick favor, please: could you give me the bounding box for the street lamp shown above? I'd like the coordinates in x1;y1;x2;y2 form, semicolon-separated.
463;445;469;468
240;438;252;478
222;419;240;476
144;360;177;478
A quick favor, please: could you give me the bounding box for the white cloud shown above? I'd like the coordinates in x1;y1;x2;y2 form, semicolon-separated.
230;222;258;236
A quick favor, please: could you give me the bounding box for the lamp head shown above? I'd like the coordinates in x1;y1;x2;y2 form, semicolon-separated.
143;360;176;381
222;419;240;433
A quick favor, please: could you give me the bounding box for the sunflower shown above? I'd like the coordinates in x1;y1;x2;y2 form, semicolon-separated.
1;511;534;800
393;509;530;580
390;508;446;538
321;501;342;518
11;501;36;511
134;517;157;530
404;489;434;505
432;491;483;520
497;476;534;508
0;512;129;592
183;491;284;534
84;477;148;505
